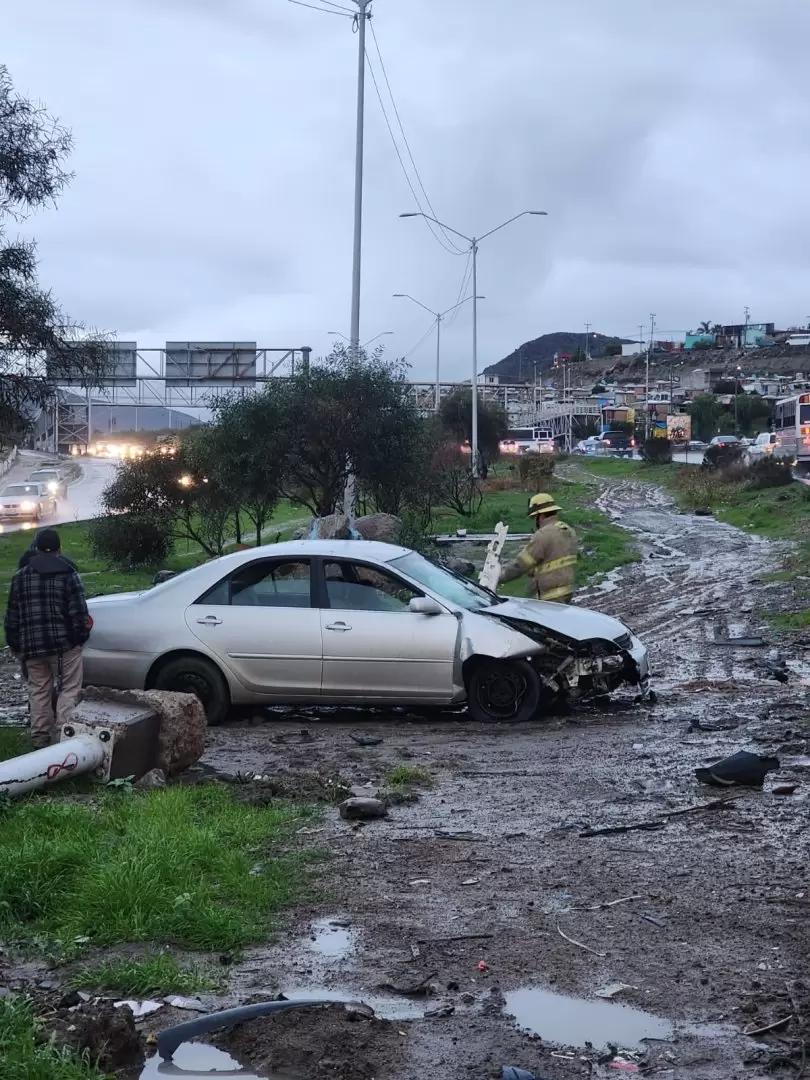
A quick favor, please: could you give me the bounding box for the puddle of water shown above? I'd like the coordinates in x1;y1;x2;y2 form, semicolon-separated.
139;1041;271;1078
306;918;356;959
505;987;673;1048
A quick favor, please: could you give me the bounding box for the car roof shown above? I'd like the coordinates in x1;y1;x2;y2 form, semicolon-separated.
203;538;413;573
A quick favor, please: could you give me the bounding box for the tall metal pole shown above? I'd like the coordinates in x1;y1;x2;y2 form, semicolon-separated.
471;241;479;477
645;313;656;439
349;1;369;358
434;314;442;411
584;322;591;361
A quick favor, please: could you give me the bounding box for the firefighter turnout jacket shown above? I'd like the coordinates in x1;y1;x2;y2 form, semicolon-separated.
499;518;579;603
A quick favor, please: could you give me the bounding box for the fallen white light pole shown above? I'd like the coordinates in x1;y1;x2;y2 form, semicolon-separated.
0;734;108;798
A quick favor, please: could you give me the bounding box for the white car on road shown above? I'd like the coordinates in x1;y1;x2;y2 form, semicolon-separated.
0;482;57;523
84;540;651;725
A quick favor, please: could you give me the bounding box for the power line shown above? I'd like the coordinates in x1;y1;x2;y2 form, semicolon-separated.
368;21;466;256
365;53;462;257
444;252;473;328
287;0;354;17
403;320;438;360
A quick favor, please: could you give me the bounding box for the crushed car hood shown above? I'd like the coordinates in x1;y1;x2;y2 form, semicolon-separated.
489;598;629;643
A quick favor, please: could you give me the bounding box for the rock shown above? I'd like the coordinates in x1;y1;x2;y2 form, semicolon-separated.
309;514;352;540
164;995;206;1011
424;1003;455;1018
694;507;713;516
446;558;476;577
58;989;84;1009
290;527;307;541
354;514;403;544
152;570;177;585
339;797;388;820
81;687;207;776
135;768;166;790
460;992;476;1005
773;784;798;796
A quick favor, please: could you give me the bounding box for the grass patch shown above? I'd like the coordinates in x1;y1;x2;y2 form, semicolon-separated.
385;764;434;788
0;726;33;762
71;952;219;997
766;609;810;631
0;996;101;1080
0;785;314;957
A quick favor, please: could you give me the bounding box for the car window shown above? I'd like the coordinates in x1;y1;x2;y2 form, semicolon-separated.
2;485;40;497
323;561;420;612
197;559;312;608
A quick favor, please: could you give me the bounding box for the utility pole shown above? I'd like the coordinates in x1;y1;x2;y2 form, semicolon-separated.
393;293;481;412
743;305;750;349
645;313;656;439
349;0;371;359
584;322;591;362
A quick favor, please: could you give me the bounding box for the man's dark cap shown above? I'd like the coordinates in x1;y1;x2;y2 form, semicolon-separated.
35;528;61;553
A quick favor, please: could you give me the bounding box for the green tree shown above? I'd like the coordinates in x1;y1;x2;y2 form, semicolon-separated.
686;394;724;442
603;343;622;357
734;391;772;437
207;392;287;546
438;389;507;468
0;66;110;446
275;344;425;517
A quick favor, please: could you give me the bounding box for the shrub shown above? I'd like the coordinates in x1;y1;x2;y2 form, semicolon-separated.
746;456;794;489
518;454;555;489
88;513;173;569
641;438;672;464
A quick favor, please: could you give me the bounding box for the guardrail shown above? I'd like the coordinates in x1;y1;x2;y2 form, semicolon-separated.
0;446;18;478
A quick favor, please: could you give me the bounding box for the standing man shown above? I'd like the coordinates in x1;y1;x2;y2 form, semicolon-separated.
499;493;579;603
4;529;90;749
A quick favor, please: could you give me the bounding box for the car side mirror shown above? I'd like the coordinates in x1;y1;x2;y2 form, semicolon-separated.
409;596;444;616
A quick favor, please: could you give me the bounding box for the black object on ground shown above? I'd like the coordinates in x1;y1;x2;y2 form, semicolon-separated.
348;733;384;746
157;999;356;1060
503;1069;540;1080
695;750;780;788
339;797;388;820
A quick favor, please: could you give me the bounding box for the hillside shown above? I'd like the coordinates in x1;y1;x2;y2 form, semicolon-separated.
484;332;631;381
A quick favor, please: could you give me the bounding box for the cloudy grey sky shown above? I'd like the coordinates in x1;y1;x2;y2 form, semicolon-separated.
7;0;810;381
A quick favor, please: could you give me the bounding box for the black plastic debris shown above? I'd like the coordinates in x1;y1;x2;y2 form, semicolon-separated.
695;751;780;788
503;1069;541;1080
713;636;766;648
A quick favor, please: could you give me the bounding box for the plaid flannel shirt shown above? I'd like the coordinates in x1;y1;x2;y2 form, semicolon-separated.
4;558;90;660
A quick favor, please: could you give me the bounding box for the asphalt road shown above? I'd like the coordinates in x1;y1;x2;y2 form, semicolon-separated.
0;452;116;535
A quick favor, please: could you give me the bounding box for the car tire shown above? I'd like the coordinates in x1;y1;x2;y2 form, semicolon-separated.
466;658;543;724
152;655;230;726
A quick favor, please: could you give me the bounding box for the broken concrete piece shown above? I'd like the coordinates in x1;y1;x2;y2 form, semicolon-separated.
165;995;206;1011
113;999;164;1018
339;797;388;820
308;514;352;540
81;687;206;775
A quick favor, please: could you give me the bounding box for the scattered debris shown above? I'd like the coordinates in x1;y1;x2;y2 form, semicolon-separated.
417;933;494;944
595;983;639;999
590;895;642;910
773;783;798;795
743;1014;794;1037
348;733;384;747
557;924;607;958
713;636;766;647
113;998;164;1017
695;750;780;788
165;995;206;1011
424;1003;455;1018
339;797;388;820
639;913;667;928
377;971;437;996
134;768;166;790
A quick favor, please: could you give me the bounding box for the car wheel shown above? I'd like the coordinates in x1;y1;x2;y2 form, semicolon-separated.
466;658;542;723
152;655;230;725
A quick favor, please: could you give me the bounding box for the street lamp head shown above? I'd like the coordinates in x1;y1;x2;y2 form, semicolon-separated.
529;211;549;216
399;213;420;218
392;294;405;297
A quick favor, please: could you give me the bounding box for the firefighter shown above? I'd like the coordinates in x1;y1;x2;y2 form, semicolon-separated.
498;492;579;603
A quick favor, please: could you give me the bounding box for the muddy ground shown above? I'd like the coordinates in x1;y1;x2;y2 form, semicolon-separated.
2;478;810;1079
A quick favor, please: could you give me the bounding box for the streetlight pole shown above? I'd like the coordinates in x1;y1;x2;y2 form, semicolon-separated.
645;313;656;440
349;0;371;360
329;330;393;349
400;210;547;475
393;293;483;411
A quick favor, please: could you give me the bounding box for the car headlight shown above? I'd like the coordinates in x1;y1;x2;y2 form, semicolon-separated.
20;501;36;512
47;481;58;492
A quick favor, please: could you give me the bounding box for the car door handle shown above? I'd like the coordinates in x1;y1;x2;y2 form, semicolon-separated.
325;621;352;632
196;615;222;626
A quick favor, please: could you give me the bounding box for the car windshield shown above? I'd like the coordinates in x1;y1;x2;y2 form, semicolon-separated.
30;471;56;480
2;485;38;496
390;551;503;611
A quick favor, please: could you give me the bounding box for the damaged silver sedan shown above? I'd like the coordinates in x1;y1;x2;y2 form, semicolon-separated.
84;540;650;725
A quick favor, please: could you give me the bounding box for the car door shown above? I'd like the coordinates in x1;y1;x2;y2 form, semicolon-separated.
319;559;458;702
185;557;323;698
